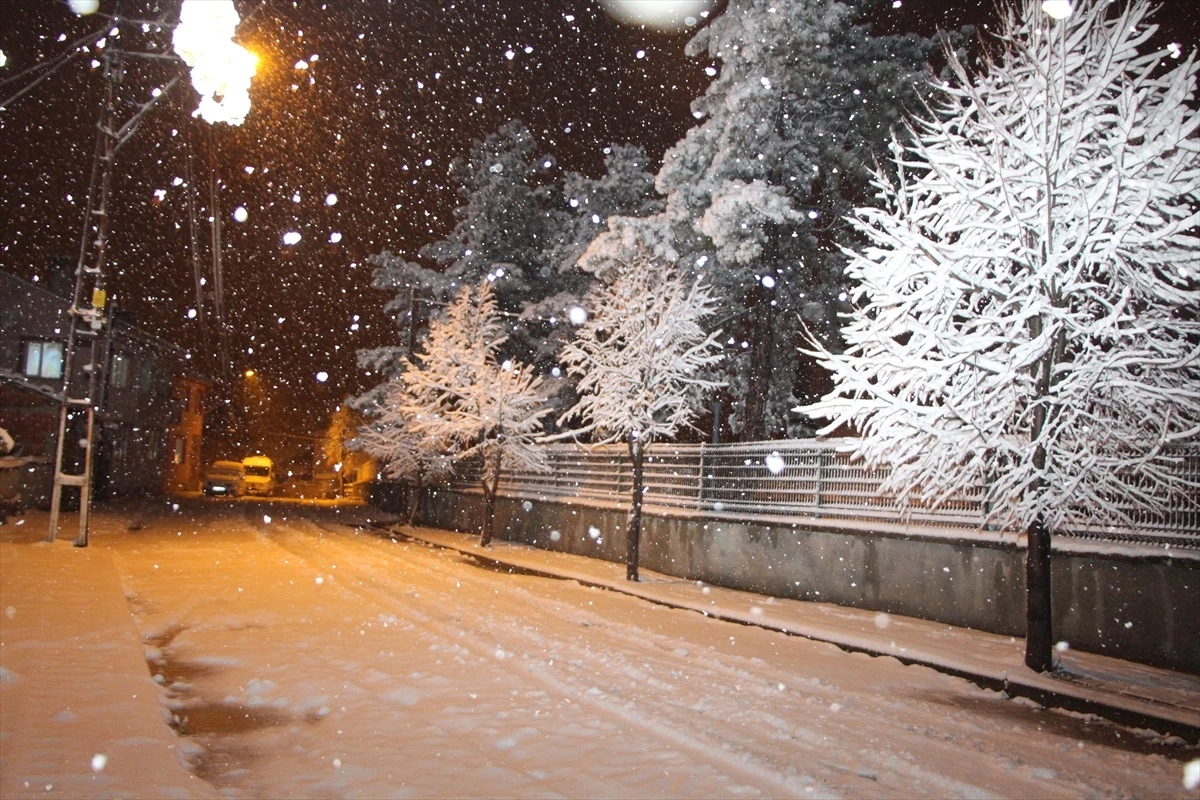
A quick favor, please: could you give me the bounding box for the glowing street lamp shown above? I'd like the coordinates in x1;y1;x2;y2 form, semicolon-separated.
173;0;256;386
601;0;716;32
1041;1;1074;20
173;0;257;126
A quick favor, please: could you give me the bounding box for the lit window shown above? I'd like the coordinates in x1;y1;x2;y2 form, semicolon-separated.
23;341;64;379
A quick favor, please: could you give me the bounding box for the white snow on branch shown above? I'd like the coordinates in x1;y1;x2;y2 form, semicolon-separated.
560;247;725;446
800;0;1200;533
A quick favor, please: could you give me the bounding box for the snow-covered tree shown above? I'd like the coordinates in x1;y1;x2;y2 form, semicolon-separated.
644;0;943;440
801;0;1200;671
321;402;354;497
356;252;452;387
560;248;725;580
419;120;556;309
351;382;452;524
522;144;665;379
353;121;557;402
403;281;551;546
361;126;663;397
543;144;663;276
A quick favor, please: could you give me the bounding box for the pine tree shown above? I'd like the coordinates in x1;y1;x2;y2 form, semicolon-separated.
361;127;663;391
801;0;1200;671
356;251;451;385
419;120;556;310
649;0;942;440
520;143;665;382
560;247;725;580
545;144;663;276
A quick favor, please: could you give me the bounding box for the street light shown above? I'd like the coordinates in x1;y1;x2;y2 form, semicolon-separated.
1041;1;1073;20
173;0;257;125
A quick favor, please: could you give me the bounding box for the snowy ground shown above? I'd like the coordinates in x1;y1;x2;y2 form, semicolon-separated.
2;499;1197;799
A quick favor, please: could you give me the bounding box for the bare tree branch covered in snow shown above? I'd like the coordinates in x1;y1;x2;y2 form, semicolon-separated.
401;281;551;545
560;248;725;579
799;0;1200;670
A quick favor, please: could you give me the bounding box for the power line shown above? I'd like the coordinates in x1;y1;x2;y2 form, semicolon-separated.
0;24;110;109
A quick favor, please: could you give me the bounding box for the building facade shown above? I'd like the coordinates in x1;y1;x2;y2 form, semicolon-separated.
0;270;210;503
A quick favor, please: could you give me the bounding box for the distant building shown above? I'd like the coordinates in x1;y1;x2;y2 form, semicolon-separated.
0;270;211;504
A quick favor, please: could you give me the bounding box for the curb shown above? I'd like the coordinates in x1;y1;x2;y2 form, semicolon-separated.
383;524;1200;741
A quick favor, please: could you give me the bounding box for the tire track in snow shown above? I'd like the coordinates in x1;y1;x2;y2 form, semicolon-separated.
262;512;1187;799
253;515;1020;798
252;516;848;798
104;503;1193;798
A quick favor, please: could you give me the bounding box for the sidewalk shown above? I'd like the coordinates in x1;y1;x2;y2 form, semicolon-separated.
390;523;1200;739
0;521;218;799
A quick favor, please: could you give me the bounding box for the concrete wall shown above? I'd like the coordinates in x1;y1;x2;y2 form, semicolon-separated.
412;488;1199;674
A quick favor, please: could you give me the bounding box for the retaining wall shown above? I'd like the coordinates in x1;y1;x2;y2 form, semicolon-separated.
410;488;1200;674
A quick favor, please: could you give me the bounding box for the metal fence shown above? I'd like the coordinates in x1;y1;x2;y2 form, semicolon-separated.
446;439;1200;549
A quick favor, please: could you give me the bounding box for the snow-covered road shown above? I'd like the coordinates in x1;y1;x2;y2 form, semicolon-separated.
96;501;1192;798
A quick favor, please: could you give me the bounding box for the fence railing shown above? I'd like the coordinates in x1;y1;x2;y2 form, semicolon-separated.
445;439;1200;548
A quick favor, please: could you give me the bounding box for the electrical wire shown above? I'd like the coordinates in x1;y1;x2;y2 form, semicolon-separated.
0;24;110;109
0;24;108;87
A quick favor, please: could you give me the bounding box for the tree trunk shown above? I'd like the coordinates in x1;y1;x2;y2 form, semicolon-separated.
1024;512;1053;672
1023;315;1063;673
626;435;645;582
480;448;502;547
742;279;776;442
406;474;424;526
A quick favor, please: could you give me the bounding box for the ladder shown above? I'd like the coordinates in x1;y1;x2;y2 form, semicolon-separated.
47;51;121;547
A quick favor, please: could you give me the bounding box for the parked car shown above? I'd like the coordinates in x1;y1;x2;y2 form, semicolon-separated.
202;460;245;497
241;455;274;497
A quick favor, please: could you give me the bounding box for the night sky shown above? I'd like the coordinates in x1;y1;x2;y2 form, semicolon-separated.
2;0;1194;435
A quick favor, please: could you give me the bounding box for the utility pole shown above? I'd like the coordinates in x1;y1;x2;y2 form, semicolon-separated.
44;2;252;544
47;27;180;545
